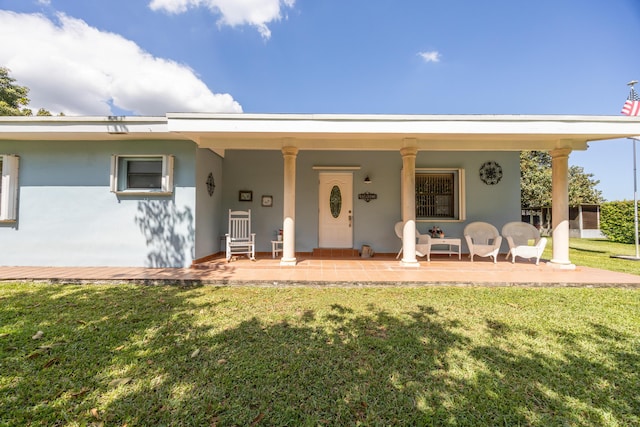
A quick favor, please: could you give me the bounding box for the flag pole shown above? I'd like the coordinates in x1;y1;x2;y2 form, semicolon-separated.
629;80;640;259
613;81;640;261
633;136;640;258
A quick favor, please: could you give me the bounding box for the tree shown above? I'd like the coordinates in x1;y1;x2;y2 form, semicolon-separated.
520;150;603;208
0;67;31;115
0;67;55;116
520;150;552;209
36;108;53;116
568;165;603;205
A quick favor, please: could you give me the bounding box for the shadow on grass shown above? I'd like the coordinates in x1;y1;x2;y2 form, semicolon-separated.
569;246;608;254
472;319;640;425
1;286;638;426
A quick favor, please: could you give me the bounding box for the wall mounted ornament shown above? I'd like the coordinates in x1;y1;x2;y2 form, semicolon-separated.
479;161;503;185
358;192;378;202
206;172;216;196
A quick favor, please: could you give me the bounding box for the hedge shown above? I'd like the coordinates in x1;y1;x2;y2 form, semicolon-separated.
600;200;638;243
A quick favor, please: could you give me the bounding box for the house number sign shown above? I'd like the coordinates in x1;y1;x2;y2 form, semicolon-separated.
358;192;378;202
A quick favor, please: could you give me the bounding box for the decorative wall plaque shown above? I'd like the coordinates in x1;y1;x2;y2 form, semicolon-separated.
358;192;378;202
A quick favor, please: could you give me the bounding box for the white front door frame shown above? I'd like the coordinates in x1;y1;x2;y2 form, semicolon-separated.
318;172;353;248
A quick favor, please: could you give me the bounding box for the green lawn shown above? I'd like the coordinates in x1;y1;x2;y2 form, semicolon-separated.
1;284;639;426
545;238;640;275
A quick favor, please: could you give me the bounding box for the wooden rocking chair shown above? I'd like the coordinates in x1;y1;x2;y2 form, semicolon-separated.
226;209;256;262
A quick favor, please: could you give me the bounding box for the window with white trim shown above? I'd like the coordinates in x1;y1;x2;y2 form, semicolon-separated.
0;155;19;222
416;168;465;221
110;155;174;195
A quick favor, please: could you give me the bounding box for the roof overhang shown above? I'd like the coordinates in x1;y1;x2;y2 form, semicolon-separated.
2;114;640;155
166;113;640;153
0;116;186;141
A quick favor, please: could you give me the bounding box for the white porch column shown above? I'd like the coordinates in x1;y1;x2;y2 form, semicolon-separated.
281;146;298;266
549;147;575;269
400;144;419;267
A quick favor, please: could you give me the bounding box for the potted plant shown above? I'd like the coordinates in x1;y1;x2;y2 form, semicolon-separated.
430;226;444;238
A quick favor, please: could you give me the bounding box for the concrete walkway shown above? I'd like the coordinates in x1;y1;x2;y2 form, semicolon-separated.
1;254;639;287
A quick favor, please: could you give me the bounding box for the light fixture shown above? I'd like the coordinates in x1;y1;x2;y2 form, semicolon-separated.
364;175;372;184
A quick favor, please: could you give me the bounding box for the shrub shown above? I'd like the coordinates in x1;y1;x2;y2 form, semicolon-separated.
600;201;638;243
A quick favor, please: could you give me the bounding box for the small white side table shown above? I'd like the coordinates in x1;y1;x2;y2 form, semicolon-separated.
430;237;462;260
271;240;283;258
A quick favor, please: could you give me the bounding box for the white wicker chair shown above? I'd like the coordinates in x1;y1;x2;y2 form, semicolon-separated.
501;221;547;265
464;222;502;263
394;221;432;260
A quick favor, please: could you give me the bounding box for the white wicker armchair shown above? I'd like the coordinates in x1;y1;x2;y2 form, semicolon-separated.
464;222;502;263
501;221;547;265
394;221;432;260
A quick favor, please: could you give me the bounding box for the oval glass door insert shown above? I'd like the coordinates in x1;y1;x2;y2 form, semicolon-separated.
329;185;342;218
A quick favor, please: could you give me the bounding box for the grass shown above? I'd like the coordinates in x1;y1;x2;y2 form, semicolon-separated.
544;238;640;275
1;284;639;426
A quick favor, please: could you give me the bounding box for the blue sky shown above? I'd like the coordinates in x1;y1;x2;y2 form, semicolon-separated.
1;0;639;201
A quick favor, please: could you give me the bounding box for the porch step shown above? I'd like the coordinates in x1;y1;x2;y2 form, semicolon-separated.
312;248;360;258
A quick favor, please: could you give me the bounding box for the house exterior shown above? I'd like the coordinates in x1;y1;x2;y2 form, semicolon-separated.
1;114;639;269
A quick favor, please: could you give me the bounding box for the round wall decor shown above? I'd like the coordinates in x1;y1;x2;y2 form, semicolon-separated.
206;172;216;196
479;161;503;185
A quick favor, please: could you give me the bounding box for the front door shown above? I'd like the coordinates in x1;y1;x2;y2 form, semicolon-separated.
318;172;353;248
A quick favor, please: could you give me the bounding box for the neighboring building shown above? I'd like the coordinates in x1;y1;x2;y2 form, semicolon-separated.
570;204;604;239
1;114;639;268
523;204;604;238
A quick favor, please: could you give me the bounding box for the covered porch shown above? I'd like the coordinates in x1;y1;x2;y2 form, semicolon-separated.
170;114;640;270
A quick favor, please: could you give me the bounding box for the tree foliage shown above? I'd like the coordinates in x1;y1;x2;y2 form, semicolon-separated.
569;165;603;205
520;151;552;209
520;150;604;208
0;66;55;116
0;66;31;115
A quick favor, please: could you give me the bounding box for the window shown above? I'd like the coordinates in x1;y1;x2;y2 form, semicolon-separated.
415;168;465;221
110;155;174;195
0;155;19;222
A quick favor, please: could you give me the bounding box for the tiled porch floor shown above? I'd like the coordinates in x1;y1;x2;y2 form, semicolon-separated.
1;253;640;287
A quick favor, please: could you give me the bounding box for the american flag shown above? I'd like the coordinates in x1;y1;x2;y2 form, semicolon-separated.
621;87;640;116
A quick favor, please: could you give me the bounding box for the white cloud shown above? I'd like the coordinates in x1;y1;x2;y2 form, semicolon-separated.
37;0;51;5
0;11;242;116
148;0;295;39
418;51;441;63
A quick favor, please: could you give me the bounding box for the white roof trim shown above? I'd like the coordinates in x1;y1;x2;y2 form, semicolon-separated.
1;114;640;151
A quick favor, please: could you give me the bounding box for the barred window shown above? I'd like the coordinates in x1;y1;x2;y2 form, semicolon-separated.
415;168;464;220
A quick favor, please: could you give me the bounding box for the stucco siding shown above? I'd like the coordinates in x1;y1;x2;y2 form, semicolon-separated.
195;148;224;260
0;139;197;267
221;150;284;251
221;149;521;255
